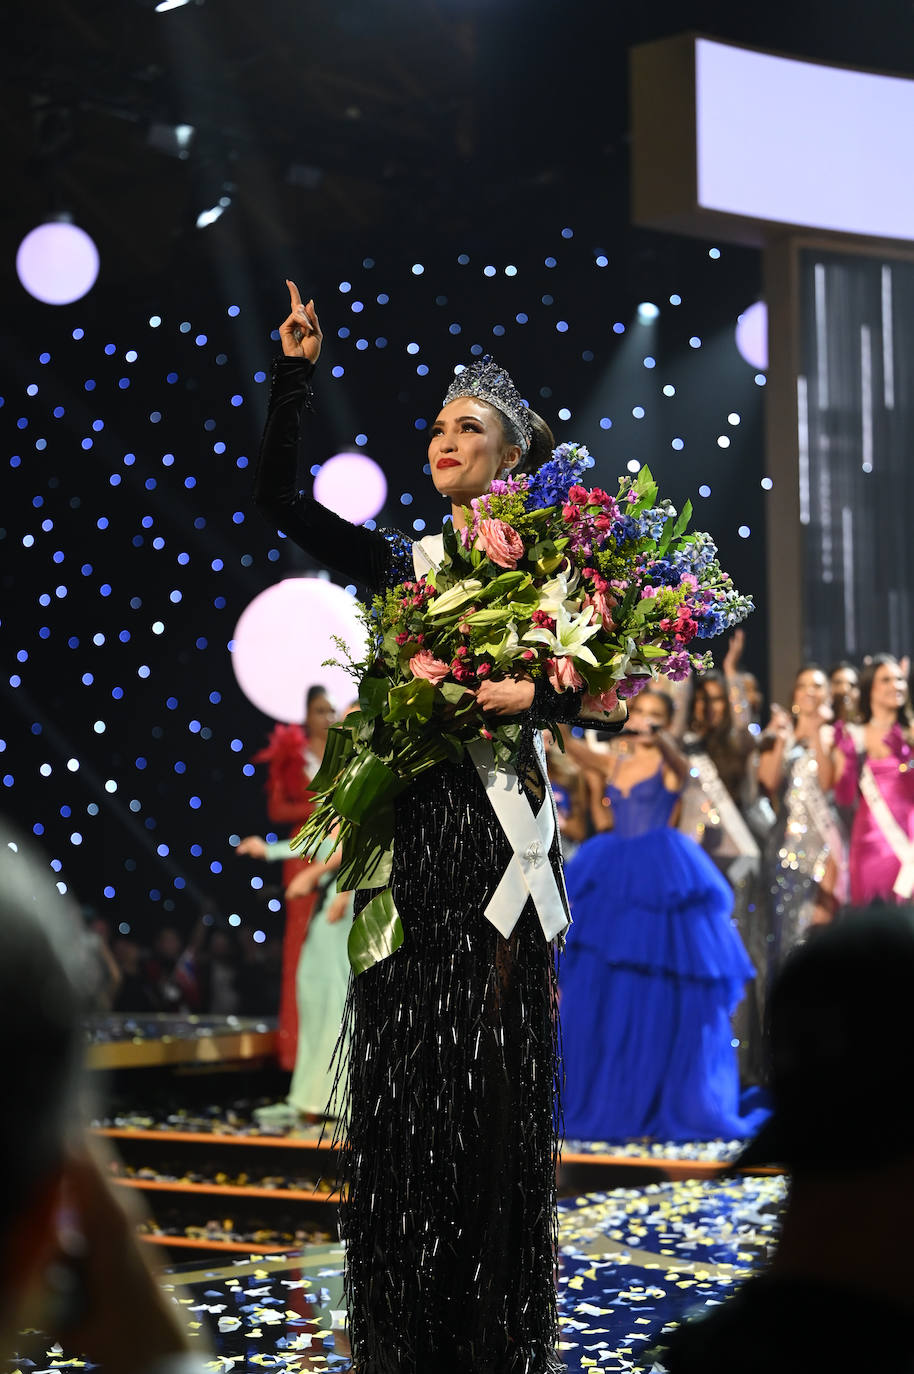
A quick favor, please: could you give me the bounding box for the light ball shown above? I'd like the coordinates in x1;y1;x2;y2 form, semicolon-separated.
232;577;368;722
16;221;100;305
735;301;768;371
313;452;387;524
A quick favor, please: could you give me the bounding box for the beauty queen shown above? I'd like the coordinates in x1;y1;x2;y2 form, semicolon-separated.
253;283;627;1374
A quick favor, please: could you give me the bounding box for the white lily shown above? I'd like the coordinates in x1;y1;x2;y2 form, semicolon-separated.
522;603;601;666
426;577;484;617
536;570;580;615
479;620;522;665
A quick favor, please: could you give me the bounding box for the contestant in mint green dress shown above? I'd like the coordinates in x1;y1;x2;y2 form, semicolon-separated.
288;845;352;1117
253;836;351;1125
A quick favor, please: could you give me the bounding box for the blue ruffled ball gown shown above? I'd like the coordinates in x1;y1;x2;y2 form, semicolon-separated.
560;767;768;1142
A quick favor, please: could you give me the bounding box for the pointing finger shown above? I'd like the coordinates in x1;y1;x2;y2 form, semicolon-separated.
286;278;303;311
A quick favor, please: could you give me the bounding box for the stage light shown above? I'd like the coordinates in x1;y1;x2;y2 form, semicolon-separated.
148;122;195;158
637;302;660;323
196;195;231;229
232;577;369;721
17;220;99;305
736;301;768;370
314;451;387;524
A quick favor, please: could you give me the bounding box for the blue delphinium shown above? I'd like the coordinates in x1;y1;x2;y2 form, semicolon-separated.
524;442;594;510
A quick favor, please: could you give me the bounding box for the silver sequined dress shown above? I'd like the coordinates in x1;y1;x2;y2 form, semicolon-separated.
766;740;843;971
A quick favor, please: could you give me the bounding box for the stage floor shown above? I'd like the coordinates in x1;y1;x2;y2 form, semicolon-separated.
11;1173;785;1373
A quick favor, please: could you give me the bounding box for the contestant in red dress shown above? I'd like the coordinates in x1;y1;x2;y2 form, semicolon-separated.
248;686;334;1068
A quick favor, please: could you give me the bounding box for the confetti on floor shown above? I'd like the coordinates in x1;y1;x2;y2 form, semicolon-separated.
8;1177;787;1373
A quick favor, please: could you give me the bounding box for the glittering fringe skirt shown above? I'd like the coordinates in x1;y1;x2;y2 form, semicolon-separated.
332;760;564;1374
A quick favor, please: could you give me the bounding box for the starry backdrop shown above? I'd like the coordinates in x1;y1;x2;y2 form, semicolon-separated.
1;220;767;947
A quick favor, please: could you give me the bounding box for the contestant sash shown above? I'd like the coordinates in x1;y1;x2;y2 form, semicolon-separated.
859;762;914;899
679;743;760;860
467;740;569;942
413;534;569;942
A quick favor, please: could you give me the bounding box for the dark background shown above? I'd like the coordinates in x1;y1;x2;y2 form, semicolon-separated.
2;0;912;945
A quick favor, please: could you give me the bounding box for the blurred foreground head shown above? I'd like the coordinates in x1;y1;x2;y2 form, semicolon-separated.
735;904;914;1175
0;823;84;1314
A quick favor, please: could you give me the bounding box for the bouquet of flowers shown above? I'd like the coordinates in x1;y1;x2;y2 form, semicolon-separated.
297;444;753;973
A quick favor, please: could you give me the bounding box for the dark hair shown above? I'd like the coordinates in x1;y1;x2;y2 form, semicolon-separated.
483;402;555;478
791;663;827;702
305;684;328;709
692;670;751;801
515;409;555;476
827;659;859;682
693;669;732;732
633;686;674;723
858;653;913;727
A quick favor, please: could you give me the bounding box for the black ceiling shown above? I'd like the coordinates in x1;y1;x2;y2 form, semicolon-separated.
3;0;914;298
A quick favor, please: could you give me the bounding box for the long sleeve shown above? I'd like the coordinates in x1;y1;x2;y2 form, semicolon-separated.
531;676;584;728
253;356;396;593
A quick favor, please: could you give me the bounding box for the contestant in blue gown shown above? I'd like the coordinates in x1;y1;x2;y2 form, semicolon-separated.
560;688;768;1142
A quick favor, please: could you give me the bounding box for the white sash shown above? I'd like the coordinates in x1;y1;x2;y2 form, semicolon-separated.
411;535;568;943
412;533;445;578
468;740;570;942
678;743;760;861
859;762;914;898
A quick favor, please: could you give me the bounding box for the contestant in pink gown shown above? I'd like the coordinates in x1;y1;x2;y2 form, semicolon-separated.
832;656;914;907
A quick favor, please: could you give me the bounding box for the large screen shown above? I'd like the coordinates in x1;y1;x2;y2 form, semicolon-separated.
695;39;914;241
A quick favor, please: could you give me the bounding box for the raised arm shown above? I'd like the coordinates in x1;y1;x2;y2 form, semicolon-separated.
252;284;397;593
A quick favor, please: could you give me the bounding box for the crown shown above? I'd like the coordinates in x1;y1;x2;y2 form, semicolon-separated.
442;354;532;452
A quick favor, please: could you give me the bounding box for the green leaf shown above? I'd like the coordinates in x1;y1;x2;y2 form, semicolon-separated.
673;498;693;539
358;673;390;721
384;676;436;724
307;724;355;795
464;607;513;627
332;750;400;823
657;516;675;556
348;887;404;976
442;518;461;562
439;681;473;705
478;570;530;599
337;808;395;890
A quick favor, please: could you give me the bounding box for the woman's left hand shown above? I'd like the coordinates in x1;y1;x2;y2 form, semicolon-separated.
476;676;535;716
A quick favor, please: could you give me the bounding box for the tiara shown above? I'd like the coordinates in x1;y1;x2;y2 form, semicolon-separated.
442;354;533;452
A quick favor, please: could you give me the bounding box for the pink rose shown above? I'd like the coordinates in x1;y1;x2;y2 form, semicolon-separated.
546;657;584;693
582;686;620;716
583;590;617;630
408;649;451;685
475;517;524;569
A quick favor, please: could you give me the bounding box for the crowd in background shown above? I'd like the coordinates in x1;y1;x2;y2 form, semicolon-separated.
81;912;283;1018
101;642;914;1088
551;638;914;1085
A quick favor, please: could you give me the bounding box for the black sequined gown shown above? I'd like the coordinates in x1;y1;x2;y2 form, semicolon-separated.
254;357;585;1374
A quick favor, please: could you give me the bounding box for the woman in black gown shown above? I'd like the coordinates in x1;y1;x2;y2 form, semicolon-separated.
254;283;623;1374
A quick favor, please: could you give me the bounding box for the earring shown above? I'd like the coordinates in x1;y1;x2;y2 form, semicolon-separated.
791;704;800;716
